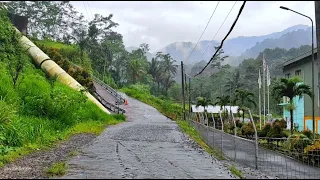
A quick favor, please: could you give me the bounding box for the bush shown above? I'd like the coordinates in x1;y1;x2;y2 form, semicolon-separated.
35;43;94;93
235;119;243;128
302;129;313;139
266;121;287;138
279;118;287;129
224;123;234;134
283;134;312;152
257;123;272;137
303;140;320;165
241;122;255;138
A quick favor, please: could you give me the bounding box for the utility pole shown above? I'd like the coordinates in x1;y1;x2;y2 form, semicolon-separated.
185;73;188;119
263;54;266;126
315;1;320;138
189;77;191;113
181;61;186;121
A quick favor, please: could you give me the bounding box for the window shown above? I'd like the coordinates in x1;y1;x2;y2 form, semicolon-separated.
295;70;301;76
285;73;290;78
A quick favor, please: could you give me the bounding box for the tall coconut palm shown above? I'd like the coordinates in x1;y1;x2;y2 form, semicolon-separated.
129;59;145;84
162;53;178;75
234;89;257;123
148;57;162;89
148;58;159;79
272;77;312;135
214;95;230;118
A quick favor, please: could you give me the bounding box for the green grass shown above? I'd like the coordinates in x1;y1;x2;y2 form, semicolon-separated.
0;116;125;168
68;150;79;157
33;39;77;51
177;120;225;160
45;162;68;177
229;164;244;179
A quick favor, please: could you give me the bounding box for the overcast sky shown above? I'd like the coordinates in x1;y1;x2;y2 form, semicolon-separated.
70;1;315;53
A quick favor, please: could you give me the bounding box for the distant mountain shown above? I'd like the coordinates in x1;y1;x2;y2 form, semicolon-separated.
239;27;315;59
125;24;313;67
156;24;312;66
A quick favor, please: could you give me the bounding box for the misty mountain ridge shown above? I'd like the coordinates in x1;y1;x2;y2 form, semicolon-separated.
125;24;312;66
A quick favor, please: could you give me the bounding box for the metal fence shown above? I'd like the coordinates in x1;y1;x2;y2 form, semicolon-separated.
187;112;320;179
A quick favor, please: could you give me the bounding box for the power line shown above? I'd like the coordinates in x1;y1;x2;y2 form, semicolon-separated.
86;1;94;21
194;1;247;77
82;1;91;22
185;1;220;65
194;1;237;67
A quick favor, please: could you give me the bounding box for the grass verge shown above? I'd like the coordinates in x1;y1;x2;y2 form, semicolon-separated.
229;164;244;179
0;116;125;168
177;120;225;160
45;161;68;177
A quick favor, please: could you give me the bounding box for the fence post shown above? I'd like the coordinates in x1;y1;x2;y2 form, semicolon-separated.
205;112;208;126
219;111;224;131
211;113;215;129
248;109;258;170
231;110;237;161
219;111;224;153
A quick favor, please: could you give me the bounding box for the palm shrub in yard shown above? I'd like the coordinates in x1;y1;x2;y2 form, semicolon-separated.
272;77;313;135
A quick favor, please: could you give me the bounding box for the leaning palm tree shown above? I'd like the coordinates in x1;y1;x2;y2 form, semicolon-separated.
272;77;312;135
234;89;257;123
214;95;230;118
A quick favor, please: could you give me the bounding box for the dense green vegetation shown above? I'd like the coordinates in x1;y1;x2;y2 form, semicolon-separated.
0;8;124;167
188;45;312;117
7;1;183;102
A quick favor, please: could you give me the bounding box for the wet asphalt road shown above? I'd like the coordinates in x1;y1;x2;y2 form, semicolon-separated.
61;93;235;179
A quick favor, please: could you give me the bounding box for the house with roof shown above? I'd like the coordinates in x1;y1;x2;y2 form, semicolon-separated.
281;48;320;133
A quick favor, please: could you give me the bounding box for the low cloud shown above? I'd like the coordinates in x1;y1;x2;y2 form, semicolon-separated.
71;1;315;53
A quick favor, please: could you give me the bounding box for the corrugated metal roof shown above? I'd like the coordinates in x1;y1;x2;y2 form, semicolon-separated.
282;48;317;67
191;105;239;113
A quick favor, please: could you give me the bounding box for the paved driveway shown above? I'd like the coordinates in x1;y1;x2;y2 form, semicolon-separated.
61;93;235;179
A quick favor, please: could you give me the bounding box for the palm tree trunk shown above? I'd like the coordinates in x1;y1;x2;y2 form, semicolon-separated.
290;109;294;135
243;111;245;123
